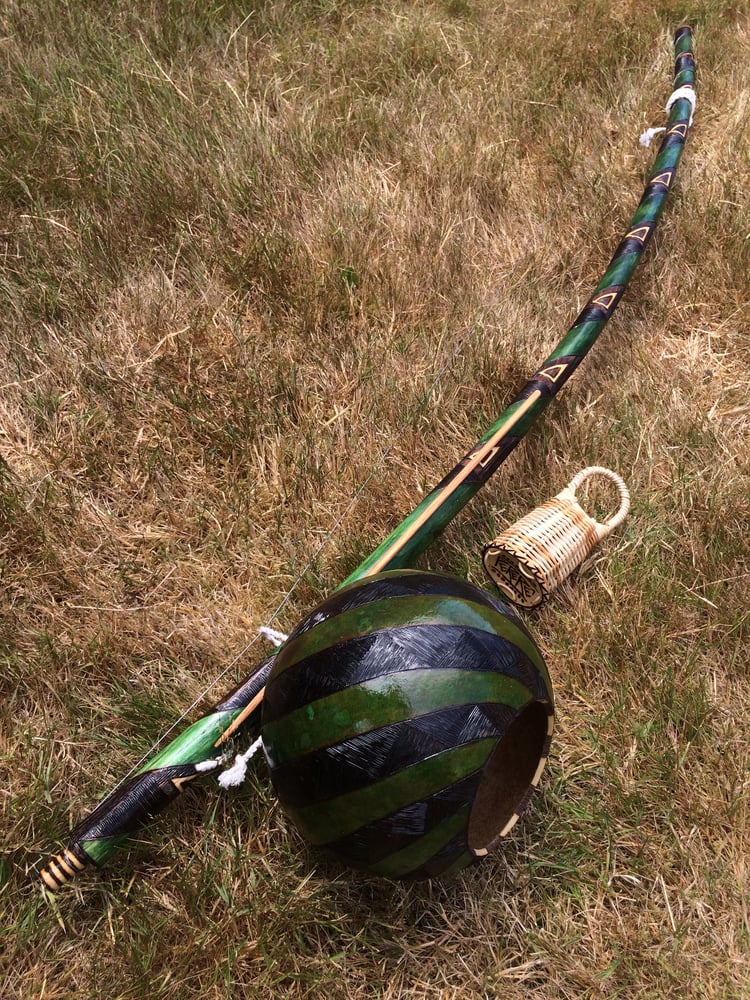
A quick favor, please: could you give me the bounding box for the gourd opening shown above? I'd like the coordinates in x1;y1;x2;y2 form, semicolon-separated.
467;700;552;854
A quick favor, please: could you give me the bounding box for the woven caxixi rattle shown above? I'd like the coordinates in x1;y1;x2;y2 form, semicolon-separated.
483;467;631;608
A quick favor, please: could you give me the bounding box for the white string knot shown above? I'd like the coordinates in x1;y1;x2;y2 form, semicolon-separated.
194;756;226;773
666;85;696;125
214;624;290;789
639;127;666;148
217;737;264;788
258;625;289;647
639;85;696;146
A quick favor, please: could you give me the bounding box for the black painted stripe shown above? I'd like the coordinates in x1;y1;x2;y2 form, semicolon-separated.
285;570;518;645
424;847;475;879
571;284;626;326
269;594;545;685
263;667;534;767
263;622;547;725
367;807;471;878
612;222;655;260
290;741;494;847
268;701;520;809
324;769;483;867
659;129;688;153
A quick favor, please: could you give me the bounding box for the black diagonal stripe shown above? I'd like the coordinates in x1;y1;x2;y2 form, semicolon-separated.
413;834;475;880
284;570;520;647
68;765;194;840
262;623;542;725
512;355;583;408
659;130;689;155
268;702;518;809
323;769;484;870
571;285;625;326
612;223;655;260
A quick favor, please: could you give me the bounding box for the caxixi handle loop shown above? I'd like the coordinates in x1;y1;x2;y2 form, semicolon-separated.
563;466;631;537
483;467;631;609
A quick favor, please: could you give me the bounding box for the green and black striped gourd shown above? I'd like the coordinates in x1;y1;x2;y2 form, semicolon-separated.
261;570;554;880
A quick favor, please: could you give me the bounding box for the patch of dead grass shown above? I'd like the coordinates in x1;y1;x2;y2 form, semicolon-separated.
1;3;748;999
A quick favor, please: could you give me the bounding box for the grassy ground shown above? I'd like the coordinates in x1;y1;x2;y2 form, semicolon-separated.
1;1;748;997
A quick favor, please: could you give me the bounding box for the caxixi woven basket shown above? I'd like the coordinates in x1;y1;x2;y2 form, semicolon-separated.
483;467;630;608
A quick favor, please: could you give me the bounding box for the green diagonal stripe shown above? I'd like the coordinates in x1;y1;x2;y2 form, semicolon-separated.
82;837;130;865
274;595;546;678
367;806;470;878
262;667;534;766
288;738;496;845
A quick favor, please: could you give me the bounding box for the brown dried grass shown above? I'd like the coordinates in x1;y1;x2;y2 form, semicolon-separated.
1;2;748;998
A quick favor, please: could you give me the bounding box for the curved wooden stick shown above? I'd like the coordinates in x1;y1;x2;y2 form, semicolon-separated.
40;26;696;888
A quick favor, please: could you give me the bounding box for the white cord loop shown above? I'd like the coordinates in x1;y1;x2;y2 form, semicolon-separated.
217;737;264;788
640;84;696;146
639;127;666;148
213;625;290;789
666;84;696;125
258;625;289;646
194;756;225;773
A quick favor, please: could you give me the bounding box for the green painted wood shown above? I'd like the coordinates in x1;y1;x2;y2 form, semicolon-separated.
271;593;547;680
366;807;471;878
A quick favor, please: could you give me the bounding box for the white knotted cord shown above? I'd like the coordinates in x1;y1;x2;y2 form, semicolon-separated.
214;627;290;788
257;625;289;647
105;45;670;795
640;84;697;146
168;627;291;787
216;738;265;788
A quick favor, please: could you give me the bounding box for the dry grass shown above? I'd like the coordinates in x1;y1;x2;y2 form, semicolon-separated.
1;2;748;998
